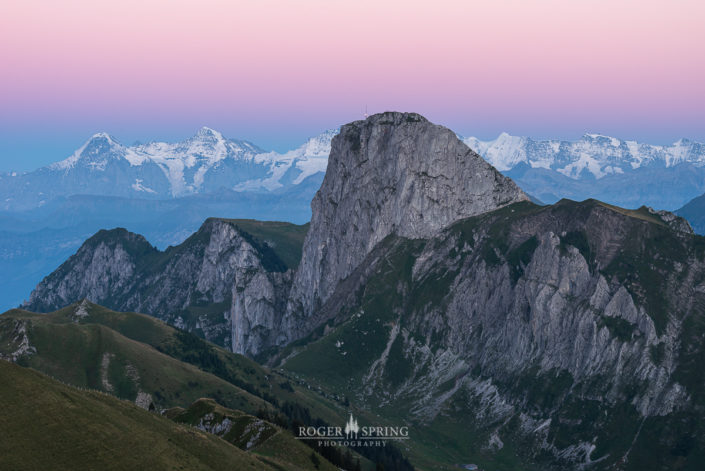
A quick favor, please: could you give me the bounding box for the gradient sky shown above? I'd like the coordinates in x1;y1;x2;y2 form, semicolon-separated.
0;0;703;171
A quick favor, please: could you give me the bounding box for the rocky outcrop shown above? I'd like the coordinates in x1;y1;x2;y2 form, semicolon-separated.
24;218;304;355
0;319;36;362
230;265;293;356
647;206;694;233
284;112;528;343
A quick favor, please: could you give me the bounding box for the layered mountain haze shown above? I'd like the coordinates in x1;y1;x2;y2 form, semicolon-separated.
16;112;705;469
0;129;333;311
4;123;705;312
676;194;705;235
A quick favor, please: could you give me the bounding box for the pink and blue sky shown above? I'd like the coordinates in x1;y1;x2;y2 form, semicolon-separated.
1;0;703;171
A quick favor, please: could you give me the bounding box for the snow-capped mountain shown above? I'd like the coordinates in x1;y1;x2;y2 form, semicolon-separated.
233;129;338;192
464;133;705;179
49;127;266;196
0;127;338;210
463;133;705;210
4;126;704;213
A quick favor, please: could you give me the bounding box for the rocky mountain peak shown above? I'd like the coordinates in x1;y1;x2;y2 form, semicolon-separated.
646;206;694;234
81;133;123;155
284;111;529;338
88;132;119;142
298;128;339;158
50;133;125;170
194;126;225;141
82;227;155;252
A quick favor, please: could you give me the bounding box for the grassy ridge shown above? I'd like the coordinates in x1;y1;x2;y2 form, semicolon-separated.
169;398;338;471
0;360;274;471
0;302;360;441
1;301;406;470
1;301;352;425
1;306;269;414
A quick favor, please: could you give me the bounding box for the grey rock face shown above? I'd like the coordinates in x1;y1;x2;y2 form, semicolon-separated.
230;264;293;357
24;219;297;354
284;112;528;342
23;228;145;312
0;319;36;362
646;206;694;233
280;198;705;469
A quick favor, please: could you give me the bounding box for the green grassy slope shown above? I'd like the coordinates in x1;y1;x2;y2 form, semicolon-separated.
1;301;353;425
168;398;338;471
0;302;388;469
4;301;415;469
0;306;269;414
0;360;275;471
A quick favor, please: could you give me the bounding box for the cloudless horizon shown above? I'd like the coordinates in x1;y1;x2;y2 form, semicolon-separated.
1;0;703;172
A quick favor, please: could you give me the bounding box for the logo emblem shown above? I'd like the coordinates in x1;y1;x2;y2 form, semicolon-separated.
296;413;409;447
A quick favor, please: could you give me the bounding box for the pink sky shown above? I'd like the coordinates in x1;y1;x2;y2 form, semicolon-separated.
0;0;703;168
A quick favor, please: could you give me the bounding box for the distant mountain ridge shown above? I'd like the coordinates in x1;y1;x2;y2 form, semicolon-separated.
463;133;705;210
0;128;335;310
464;132;705;177
0;127;337;210
4;126;703;212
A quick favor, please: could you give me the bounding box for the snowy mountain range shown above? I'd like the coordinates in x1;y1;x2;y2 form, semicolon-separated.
3;127;704;212
0;127;337;210
464;132;705;178
463;133;705;210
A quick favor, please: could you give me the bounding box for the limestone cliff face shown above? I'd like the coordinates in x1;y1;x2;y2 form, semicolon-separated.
230;266;293;356
279;199;705;469
284;112;529;342
24;219;298;354
24;228;145;311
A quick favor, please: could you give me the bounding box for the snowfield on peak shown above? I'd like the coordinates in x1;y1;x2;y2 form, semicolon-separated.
5;126;705;214
463;132;705;178
10;127;338;207
234;129;338;191
462;133;705;210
